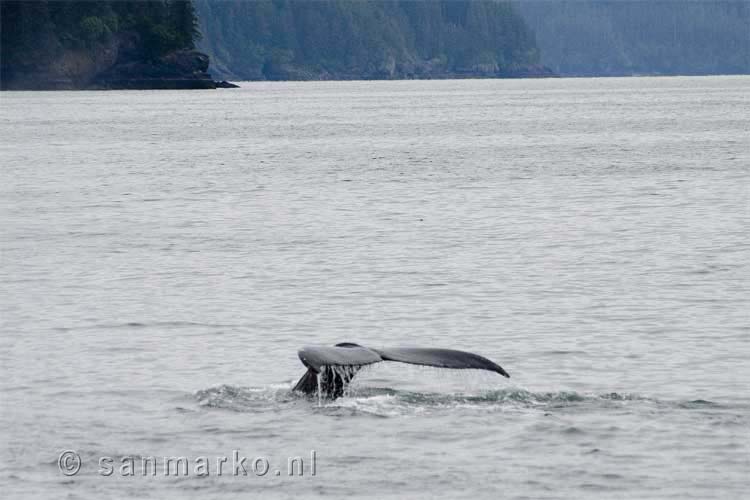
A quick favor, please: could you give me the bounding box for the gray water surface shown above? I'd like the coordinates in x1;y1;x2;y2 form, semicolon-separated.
1;76;749;499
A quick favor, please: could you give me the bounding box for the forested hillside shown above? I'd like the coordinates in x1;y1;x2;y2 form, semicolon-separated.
5;0;746;88
520;0;750;76
1;0;215;89
195;0;546;80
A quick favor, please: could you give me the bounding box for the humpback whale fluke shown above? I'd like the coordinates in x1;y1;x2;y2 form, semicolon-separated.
293;343;509;399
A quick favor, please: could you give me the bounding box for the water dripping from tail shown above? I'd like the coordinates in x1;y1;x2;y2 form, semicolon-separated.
330;364;360;398
316;368;324;407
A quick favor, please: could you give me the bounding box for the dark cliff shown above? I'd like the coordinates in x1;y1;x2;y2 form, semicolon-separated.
1;0;217;90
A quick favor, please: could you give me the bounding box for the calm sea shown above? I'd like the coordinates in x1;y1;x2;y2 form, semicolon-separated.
1;76;748;499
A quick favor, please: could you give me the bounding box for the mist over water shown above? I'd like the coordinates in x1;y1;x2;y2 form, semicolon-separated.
1;76;749;498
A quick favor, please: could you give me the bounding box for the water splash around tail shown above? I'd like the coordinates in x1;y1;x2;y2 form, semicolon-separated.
193;383;739;420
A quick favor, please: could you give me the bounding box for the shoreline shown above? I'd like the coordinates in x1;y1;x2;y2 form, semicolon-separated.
3;72;748;91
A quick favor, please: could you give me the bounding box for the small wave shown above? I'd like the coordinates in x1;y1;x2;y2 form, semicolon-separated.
677;399;724;409
385;388;648;407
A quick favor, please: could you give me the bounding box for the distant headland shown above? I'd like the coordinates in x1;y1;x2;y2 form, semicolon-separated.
195;0;552;82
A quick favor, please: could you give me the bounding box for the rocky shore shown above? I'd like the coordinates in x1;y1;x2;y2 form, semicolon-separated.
248;61;556;82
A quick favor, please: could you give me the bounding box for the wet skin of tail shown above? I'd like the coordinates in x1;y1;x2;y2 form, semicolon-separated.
293;342;510;399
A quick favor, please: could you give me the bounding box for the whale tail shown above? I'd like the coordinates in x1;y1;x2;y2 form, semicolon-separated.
293;343;509;399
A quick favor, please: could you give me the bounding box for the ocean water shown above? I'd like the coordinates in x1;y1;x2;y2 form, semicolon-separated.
1;76;748;499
